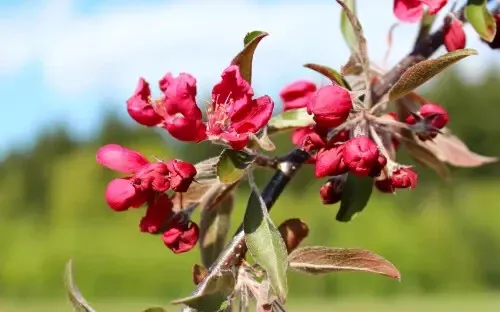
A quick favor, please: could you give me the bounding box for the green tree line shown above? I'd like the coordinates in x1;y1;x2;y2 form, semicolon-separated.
0;69;499;300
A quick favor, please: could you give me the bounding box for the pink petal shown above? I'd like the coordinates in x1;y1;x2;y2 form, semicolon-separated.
159;73;202;120
126;78;163;127
105;178;140;211
394;0;423;23
163;115;207;142
96;144;150;174
220;132;249;150
231;95;274;134
279;80;317;111
139;194;173;234
212;65;254;118
421;0;447;15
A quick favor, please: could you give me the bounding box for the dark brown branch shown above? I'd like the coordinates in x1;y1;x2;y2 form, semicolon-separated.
182;3;473;311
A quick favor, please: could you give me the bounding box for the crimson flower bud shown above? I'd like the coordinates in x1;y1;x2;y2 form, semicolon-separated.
342;136;380;176
315;145;348;178
375;178;395;194
167;160;197;192
133;162;171;193
127;78;164;127
162;220;200;254
307;85;352;128
391;167;418;189
279;80;317;111
482;14;500;49
444;18;466;52
405;103;449;140
319;176;345;205
139;194;174;234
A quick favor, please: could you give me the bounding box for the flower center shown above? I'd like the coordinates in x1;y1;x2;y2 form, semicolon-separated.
206;93;233;134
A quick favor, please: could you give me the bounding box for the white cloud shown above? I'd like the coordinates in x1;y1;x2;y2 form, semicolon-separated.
0;0;497;100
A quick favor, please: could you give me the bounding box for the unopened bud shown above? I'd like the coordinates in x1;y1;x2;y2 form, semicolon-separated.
319;175;345;205
278;218;309;253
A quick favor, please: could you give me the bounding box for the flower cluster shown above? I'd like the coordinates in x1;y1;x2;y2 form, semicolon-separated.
96;144;198;253
127;65;274;150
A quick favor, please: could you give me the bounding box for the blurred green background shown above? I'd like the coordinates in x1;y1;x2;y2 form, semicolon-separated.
1;69;500;311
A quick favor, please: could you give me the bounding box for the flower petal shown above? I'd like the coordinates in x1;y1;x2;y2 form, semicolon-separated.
279;80;317;111
220;131;249;151
159;72;202;120
96;144;149;174
104;178;140;211
139;194;173;234
231;95;274;134
126;78;164;126
212;65;254;118
421;0;447;15
394;0;423;23
163;116;207;142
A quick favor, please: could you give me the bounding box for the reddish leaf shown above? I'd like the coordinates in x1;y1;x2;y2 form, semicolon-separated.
192;264;208;286
288;246;401;280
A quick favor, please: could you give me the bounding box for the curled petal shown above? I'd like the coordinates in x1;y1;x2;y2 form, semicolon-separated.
212;65;254;118
315;145;348;178
126;78;164;126
163;221;200;254
139;194;174;234
105;178;143;211
159;73;202;120
166;159;197;193
444;18;466;52
343;136;380;176
279;80;317;111
96;144;149;174
231;95;274;134
163;116;207;142
394;0;423;23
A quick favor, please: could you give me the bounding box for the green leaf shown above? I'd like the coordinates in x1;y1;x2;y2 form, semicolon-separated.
336;174;373;222
243;183;288;302
216;149;255;184
142;308;167;312
288;246;401;280
465;0;497;42
199;194;234;267
64;260;96;312
303;63;350;89
388;49;478;101
267;108;315;136
171;272;235;312
231;30;269;84
340;0;357;51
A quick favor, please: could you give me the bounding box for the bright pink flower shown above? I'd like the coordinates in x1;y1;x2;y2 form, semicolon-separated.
163;220;200;254
315;144;348;178
394;0;447;23
163;116;207;142
342;136;380;177
444;18;466;52
319;177;345;205
104;178;149;211
279;80;317;111
307;85;352;129
166;160;197;192
139;194;174;234
207;65;274;150
391;167;418;189
96;144;150;174
126;78;164;127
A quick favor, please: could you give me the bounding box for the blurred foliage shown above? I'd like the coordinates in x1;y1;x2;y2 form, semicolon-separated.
0;69;499;301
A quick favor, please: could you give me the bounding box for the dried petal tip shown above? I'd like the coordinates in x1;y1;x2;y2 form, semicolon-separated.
127;78;164;127
279;80;317;111
278;218;309;253
308;85;353;129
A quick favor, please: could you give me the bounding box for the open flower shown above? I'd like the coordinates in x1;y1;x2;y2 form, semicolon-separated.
394;0;447;23
206;65;274;150
126;78;165;127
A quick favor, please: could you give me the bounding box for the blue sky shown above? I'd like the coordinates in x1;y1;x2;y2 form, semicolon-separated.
0;0;498;157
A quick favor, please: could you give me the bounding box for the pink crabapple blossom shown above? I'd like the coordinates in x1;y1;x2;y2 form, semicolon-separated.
444;18;466;52
394;0;447;23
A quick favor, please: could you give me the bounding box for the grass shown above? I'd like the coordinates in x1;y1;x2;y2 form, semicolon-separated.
2;294;499;312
